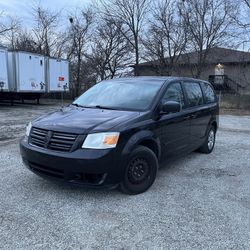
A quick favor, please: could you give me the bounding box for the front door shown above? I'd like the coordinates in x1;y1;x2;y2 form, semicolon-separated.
154;82;190;160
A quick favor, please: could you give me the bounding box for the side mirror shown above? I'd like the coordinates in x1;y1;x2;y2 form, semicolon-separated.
161;100;181;114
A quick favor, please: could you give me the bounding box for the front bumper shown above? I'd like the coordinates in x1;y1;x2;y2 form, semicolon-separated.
20;137;124;188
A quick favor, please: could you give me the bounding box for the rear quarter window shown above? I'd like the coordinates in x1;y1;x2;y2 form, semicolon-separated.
200;82;216;103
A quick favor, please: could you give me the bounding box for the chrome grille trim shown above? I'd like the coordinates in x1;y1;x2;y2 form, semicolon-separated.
29;127;78;152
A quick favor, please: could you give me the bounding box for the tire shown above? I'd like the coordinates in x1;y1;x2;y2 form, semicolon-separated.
198;126;216;154
119;146;158;195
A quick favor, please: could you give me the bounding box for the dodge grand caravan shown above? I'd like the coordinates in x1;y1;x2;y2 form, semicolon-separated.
20;77;219;194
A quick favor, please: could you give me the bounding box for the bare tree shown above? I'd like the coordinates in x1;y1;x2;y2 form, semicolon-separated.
0;12;19;44
52;31;71;58
232;0;250;47
88;18;132;80
0;13;17;35
143;0;187;76
243;0;250;7
67;8;94;96
3;20;21;49
97;0;149;76
180;0;236;78
31;6;60;56
10;29;38;52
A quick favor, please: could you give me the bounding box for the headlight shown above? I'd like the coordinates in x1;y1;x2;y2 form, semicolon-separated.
25;122;32;137
82;132;120;149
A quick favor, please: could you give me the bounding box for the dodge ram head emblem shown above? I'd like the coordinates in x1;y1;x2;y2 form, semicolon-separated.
44;131;52;148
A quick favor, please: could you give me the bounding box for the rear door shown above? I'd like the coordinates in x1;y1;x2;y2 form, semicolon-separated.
155;82;190;159
182;81;211;149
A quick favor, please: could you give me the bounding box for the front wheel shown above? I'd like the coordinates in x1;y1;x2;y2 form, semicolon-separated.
198;126;216;154
119;146;158;195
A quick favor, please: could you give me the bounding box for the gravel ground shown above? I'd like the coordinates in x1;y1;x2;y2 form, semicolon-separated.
0;102;250;250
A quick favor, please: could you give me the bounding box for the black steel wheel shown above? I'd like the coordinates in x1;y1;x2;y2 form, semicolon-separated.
127;157;150;184
120;146;158;195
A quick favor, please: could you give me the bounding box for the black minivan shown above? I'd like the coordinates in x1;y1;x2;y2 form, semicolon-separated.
20;77;219;194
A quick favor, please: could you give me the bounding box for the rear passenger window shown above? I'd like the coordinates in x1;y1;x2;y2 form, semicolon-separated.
183;82;203;107
162;82;185;108
201;82;216;103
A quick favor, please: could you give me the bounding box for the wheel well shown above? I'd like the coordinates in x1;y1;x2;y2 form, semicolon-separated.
211;121;217;132
139;140;159;159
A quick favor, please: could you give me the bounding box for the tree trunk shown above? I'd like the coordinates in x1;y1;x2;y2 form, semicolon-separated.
76;54;81;97
134;37;139;76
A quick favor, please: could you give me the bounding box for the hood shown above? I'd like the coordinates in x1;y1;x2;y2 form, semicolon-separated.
32;106;140;134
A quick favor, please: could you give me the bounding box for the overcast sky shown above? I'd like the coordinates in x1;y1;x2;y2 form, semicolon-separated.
0;0;91;27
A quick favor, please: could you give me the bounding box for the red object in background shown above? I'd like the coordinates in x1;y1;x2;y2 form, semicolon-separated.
58;77;64;81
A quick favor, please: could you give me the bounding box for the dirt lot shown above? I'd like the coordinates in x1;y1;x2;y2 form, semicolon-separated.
0;101;250;250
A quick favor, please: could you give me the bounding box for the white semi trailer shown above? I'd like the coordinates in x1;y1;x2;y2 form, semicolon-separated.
5;51;46;104
0;50;70;105
0;47;9;92
46;58;69;92
8;51;46;93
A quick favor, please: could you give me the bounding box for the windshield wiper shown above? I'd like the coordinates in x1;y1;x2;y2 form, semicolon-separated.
72;103;120;110
71;103;86;108
93;105;119;110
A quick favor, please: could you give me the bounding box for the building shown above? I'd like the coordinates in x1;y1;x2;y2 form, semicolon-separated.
134;47;250;95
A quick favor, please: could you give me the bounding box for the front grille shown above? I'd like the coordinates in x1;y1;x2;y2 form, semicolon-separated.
49;132;77;151
29;127;78;152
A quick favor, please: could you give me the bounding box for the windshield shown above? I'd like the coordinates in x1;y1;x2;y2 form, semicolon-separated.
73;79;164;111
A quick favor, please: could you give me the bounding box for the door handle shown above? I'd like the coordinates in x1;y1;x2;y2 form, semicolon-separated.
183;116;191;120
184;114;197;120
190;114;197;119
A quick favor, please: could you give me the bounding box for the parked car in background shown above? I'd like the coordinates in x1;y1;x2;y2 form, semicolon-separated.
20;77;219;194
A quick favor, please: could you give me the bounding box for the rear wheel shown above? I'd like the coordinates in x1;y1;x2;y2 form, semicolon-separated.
198;126;216;154
119;146;158;195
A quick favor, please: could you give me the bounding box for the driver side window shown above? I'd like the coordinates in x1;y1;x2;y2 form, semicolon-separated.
162;82;185;109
